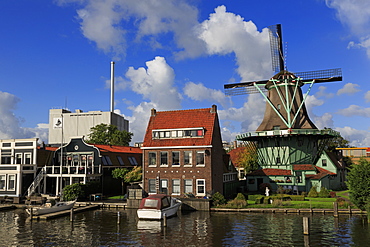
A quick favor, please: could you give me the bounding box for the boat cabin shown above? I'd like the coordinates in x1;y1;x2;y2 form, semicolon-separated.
139;194;171;210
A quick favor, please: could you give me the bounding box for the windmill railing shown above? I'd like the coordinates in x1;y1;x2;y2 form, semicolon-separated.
236;129;340;140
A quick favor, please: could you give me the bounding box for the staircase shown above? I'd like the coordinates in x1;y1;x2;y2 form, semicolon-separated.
25;167;45;197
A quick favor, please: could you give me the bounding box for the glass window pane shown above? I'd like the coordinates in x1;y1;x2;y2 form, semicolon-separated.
172;151;180;166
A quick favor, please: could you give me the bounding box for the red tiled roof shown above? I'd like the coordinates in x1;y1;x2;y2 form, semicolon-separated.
305;166;336;180
92;144;142;154
248;168;292;176
143;107;218;147
293;164;315;171
37;146;58;151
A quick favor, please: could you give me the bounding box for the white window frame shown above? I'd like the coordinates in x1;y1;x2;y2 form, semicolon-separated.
184;179;193;194
24;152;32;164
15;153;22;164
184;151;192;167
196;151;205;167
196;179;206;196
172;151;180;166
160;151;168;167
148;179;156;194
148;152;157;167
0;175;5;190
172;179;180;195
8;174;16;191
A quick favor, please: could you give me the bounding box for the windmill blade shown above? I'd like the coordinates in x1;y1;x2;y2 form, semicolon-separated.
224;80;268;96
269;24;284;73
295;68;342;83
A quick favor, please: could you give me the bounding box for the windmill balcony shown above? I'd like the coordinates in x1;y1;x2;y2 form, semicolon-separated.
237;128;340;140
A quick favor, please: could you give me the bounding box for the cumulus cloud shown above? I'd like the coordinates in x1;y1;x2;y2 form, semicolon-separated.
305;94;334;129
326;0;370;58
365;90;370;102
0;91;47;142
183;82;229;108
336;82;360;95
337;104;370;117
58;0;204;60
335;126;370;147
197;5;271;81
315;86;334;98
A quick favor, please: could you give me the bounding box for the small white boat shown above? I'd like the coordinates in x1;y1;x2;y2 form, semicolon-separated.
137;194;182;220
26;200;76;216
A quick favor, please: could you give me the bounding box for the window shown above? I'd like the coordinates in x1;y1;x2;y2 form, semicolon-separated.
184;151;192;166
172;151;180;166
1;150;11;164
8;175;15;191
196;179;205;196
160;152;168;166
296;171;302;183
149;152;157;166
152;128;203;139
67;155;72;166
87;155;93;166
172;179;180;194
117;156;124;166
184;179;193;193
73;154;79;166
102;156;112;165
0;175;5;190
196;151;205;166
15;153;22;164
24;153;31;165
128;156;138;165
322;159;327;167
81;155;87;166
160;179;168;194
148;179;156;193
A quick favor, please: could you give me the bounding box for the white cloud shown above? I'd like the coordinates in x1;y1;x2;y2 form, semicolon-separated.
183;82;229;108
125;56;182;109
365;90;370;102
337;82;360;95
337;104;370;117
59;0;204;60
335;126;370;147
315;86;334;98
0;91;47;142
305;95;334;129
197;5;271;81
326;0;370;58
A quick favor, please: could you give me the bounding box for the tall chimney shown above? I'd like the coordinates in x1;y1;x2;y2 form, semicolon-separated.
110;61;115;112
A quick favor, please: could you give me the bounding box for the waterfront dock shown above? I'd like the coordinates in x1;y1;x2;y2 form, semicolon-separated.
210;207;366;215
0;205;16;211
31;205;100;220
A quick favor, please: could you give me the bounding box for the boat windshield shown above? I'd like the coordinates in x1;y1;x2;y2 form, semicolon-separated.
144;199;159;208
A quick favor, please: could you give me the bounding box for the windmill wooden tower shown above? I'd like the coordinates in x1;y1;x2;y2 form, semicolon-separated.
225;24;342;192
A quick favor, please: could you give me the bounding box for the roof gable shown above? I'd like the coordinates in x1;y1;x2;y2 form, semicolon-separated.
143;107;219;147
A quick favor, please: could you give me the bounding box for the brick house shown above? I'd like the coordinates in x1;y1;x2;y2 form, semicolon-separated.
141;105;236;198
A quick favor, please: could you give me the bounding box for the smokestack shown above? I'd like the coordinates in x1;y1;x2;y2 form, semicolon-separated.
110;61;115;112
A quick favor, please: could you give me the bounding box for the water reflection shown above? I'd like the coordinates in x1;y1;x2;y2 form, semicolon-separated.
0;208;368;246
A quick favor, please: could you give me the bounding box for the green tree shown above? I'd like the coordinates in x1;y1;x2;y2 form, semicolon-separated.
112;168;129;196
86;123;133;146
62;183;85;201
307;186;318;198
323;127;351;152
234;146;259;175
124;166;142;184
346;158;370;210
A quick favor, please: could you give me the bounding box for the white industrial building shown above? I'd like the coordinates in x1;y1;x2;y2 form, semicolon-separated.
48;109;129;145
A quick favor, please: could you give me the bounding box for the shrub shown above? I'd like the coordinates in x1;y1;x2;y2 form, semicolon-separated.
307;186;318;198
329;191;337;198
272;199;283;207
212;192;226;207
255;196;264;204
62;183;85;201
301;191;308;197
227;193;248;208
318;187;330;198
276;185;285;194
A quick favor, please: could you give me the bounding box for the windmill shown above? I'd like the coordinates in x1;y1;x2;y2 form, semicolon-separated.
225;24;342;170
224;24;342;131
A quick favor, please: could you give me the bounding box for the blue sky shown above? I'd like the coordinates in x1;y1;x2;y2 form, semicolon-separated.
1;0;370;146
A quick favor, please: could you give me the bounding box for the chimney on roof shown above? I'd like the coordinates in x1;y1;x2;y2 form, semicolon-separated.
211;104;217;113
151;108;157;117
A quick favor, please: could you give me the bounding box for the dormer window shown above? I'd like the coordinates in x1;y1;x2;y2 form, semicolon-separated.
152;128;204;139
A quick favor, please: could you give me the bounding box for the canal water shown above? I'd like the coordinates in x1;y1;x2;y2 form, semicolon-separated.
0;208;369;246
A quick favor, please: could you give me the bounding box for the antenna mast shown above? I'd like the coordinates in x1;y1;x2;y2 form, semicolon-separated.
110;61;115;112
